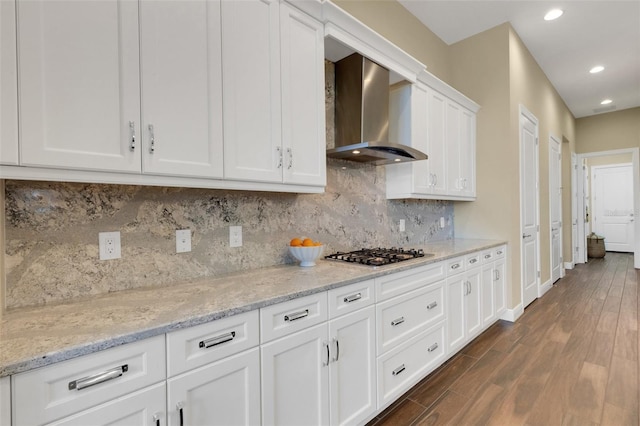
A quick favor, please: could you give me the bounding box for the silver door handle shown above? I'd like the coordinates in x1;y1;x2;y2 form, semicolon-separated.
287;147;293;169
332;338;340;362
469;258;478;264
177;402;184;426
129;121;136;151
392;364;406;376
427;301;438;310
523;234;531;239
323;342;330;366
199;331;235;349
69;364;128;391
284;309;309;322
391;317;405;326
276;146;283;168
427;342;439;352
148;124;155;153
343;293;362;303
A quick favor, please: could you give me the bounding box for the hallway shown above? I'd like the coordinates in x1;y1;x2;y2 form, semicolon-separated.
367;252;639;425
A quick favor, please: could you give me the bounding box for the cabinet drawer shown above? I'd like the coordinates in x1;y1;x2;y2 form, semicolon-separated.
167;310;259;377
446;256;464;275
376;282;444;355
465;252;481;268
377;324;446;407
260;292;327;343
494;245;506;259
327;279;374;319
12;335;165;426
375;261;445;302
481;250;494;263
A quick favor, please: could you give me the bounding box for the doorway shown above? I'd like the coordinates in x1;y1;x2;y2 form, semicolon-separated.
592;163;635;252
520;106;540;308
549;135;563;283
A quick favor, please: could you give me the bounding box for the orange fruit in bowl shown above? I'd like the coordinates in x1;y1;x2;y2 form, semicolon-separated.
302;238;315;247
314;242;322;246
290;237;303;247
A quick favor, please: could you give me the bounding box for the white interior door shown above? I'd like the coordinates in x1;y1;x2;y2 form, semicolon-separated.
571;153;579;266
520;107;539;308
549;136;563;282
592;164;635;252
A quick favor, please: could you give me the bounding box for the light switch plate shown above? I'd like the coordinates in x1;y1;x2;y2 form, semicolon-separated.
399;219;405;232
440;217;446;228
230;226;242;247
176;229;191;253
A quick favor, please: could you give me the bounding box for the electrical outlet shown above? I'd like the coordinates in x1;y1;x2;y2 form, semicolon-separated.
229;226;242;247
176;229;191;253
399;219;406;232
99;231;121;260
440;217;446;229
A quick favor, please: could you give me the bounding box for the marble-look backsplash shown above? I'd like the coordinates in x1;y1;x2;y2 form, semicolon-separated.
3;60;453;309
4;165;452;308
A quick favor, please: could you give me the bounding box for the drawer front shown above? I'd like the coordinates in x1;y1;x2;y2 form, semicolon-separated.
12;335;165;426
376;283;444;355
465;252;481;268
375;262;445;302
327;279;375;319
260;292;327;343
482;250;494;263
167;310;259;377
377;324;446;407
494;245;506;259
446;256;465;276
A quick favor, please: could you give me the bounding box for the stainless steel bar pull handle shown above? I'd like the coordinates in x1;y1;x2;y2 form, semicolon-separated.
469;258;478;264
451;263;460;270
484;254;491;259
497;250;503;255
323;342;330;366
129;121;136;151
153;413;161;426
199;331;236;349
523;234;531;239
287;148;293;169
177;402;184;426
344;293;362;303
68;364;128;391
391;317;405;326
427;301;438;310
148;124;155;153
332;338;340;362
276;147;283;168
285;309;309;322
392;364;406;376
427;343;439;353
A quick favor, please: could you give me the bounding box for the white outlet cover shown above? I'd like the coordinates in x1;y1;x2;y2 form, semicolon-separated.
229;226;242;248
399;219;405;232
440;217;446;228
99;231;121;260
176;229;191;253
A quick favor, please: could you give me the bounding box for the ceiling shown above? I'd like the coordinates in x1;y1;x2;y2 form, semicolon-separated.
397;0;640;118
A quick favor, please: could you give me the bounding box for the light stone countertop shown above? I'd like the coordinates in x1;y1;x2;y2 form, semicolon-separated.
0;239;505;377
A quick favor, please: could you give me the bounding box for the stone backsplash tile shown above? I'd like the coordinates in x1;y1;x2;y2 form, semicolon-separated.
4;161;452;308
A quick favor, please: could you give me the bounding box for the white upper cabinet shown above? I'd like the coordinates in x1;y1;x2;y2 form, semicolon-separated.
17;0;141;172
222;0;282;183
280;2;326;186
139;0;224;178
0;0;18;165
387;71;479;201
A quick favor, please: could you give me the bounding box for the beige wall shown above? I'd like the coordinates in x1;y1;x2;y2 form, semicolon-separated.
333;0;451;82
576;107;640;153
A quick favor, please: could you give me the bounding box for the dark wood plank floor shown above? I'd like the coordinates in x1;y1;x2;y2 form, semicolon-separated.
367;252;639;426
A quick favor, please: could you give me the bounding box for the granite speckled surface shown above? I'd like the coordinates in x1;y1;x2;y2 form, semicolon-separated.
0;239;504;377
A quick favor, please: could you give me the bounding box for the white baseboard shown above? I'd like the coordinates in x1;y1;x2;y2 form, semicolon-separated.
564;261;574;270
539;279;552;297
501;303;524;322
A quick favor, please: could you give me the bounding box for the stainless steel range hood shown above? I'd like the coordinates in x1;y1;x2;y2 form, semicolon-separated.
327;53;428;166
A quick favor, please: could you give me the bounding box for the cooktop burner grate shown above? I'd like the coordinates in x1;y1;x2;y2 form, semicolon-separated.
324;247;425;266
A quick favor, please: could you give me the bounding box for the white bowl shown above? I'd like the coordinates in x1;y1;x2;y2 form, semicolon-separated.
289;245;324;267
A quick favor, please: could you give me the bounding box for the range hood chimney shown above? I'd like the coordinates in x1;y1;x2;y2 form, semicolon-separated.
327;53;427;165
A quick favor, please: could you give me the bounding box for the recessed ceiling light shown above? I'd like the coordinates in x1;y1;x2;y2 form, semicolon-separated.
590;66;605;74
601;99;613;105
544;9;564;21
352;150;360;154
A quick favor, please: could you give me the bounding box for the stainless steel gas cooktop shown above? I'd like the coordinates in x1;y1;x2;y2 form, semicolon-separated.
324;247;429;266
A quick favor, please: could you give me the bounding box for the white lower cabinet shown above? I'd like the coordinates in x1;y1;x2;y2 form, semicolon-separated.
494;256;507;316
167;348;260;426
261;323;330;426
481;262;497;327
47;383;165;426
446;266;482;355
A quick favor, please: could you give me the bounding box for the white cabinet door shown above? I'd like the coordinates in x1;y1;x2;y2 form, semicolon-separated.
459;107;476;197
481;263;496;327
140;0;224;178
167;348;260;426
465;266;482;338
445;100;462;195
261;323;329;426
446;274;466;353
494;257;507;316
17;0;141;172
280;3;326;187
48;383;165;426
426;88;447;195
1;0;18;165
222;0;282;183
0;376;9;426
328;306;376;426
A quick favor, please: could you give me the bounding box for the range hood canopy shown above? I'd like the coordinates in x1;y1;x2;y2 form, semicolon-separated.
327;53;428;166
